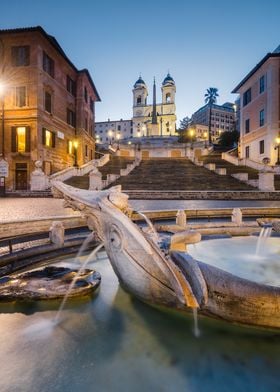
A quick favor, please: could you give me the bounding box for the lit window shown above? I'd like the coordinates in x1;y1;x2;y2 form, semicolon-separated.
68;140;73;154
45;130;52;147
17;127;26;152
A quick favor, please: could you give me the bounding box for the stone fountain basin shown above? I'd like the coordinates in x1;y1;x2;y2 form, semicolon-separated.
0;266;101;301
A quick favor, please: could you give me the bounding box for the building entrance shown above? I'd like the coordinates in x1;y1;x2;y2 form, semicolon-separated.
15;163;28;190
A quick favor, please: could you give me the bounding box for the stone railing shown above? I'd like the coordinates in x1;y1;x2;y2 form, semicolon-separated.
49;154;110;184
222;151;239;166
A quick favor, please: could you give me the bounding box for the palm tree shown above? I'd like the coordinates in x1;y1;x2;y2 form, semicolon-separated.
204;87;219;145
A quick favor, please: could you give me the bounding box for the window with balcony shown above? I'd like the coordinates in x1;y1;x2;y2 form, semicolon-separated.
43;51;55;77
243;88;251;106
11;126;30;152
15;86;27;107
11;46;30;66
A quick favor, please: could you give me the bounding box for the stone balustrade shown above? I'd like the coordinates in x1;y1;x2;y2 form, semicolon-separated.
204;163;216;171
215;168;227;175
231;173;248;182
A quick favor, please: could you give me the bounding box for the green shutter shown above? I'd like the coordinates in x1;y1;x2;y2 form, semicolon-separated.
11;127;17;152
52;132;56;148
42;128;46;145
25;126;31;152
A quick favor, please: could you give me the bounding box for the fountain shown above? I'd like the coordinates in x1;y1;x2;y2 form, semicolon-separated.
51;182;280;331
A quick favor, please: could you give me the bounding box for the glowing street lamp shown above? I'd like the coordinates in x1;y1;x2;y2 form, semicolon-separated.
275;136;280;165
73;139;79;167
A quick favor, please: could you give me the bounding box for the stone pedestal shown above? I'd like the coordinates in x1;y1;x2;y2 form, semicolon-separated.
89;168;103;190
149;123;160;136
231;208;242;225
49;221;65;246
30;161;49;191
176;210;187;228
258;172;275;191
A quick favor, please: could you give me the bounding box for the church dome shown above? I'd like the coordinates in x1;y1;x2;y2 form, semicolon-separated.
162;73;175;86
134;76;146;88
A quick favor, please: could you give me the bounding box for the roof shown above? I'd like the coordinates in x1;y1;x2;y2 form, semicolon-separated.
162;73;175;86
134;76;146;88
0;26;101;101
232;51;280;93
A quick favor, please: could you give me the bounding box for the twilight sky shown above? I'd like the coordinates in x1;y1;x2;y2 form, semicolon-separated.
1;0;280;124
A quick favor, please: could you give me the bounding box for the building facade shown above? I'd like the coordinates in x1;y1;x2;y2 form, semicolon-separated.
191;102;236;142
0;26;100;192
132;74;176;137
95;119;133;144
232;45;280;165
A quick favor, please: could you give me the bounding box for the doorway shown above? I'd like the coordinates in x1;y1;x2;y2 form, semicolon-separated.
15;163;28;190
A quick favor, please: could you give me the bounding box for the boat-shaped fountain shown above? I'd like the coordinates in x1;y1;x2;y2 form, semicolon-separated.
51;181;280;331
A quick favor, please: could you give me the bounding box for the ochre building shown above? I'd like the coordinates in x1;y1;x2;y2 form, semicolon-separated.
0;26;100;192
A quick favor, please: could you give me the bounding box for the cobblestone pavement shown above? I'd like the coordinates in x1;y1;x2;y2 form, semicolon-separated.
0;198;280;223
0;198;81;222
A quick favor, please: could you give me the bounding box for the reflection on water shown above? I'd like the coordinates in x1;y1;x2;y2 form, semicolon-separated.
0;250;279;392
189;237;280;287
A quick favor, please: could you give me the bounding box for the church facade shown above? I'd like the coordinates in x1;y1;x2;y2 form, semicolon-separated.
132;74;177;137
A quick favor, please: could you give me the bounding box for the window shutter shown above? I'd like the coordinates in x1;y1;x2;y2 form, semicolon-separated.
25;126;31;152
52;132;56;148
11;127;17;152
42;128;46;145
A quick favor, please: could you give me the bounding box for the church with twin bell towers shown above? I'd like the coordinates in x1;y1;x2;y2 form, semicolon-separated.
132;74;176;137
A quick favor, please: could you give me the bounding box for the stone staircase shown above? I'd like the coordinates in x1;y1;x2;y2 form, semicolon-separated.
200;152;259;180
109;158;256;191
64;156;135;190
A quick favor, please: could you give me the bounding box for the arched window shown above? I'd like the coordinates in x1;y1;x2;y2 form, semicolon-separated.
166;93;171;103
137;95;142;105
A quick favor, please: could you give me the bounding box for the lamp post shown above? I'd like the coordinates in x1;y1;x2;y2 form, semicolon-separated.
203;131;208;148
116;132;120;150
137;129;141;151
189;129;194;150
108;129;113;146
73;139;78;167
275;136;280;165
0;83;5;159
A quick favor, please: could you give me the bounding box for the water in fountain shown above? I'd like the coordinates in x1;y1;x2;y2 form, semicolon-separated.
255;226;272;256
137;211;160;244
54;242;104;324
192;308;200;338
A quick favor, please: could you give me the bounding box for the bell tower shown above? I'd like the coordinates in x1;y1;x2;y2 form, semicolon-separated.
161;73;176;136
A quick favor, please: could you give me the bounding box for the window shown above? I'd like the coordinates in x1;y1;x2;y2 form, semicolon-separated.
137;95;141;105
44;91;52;113
15;86;27;107
259;75;265;94
85;145;88;156
117;125;121;131
84;115;88;131
259;140;264;154
11;46;30;66
90;98;94;112
245;146;250;158
67;140;73;154
67;76;76;96
42;128;55;148
245;119;250;133
166;93;171;103
84;87;88;103
90;149;93;160
67;109;76;127
259;109;265;127
243;88;251;106
11;126;30;152
43;51;54;77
